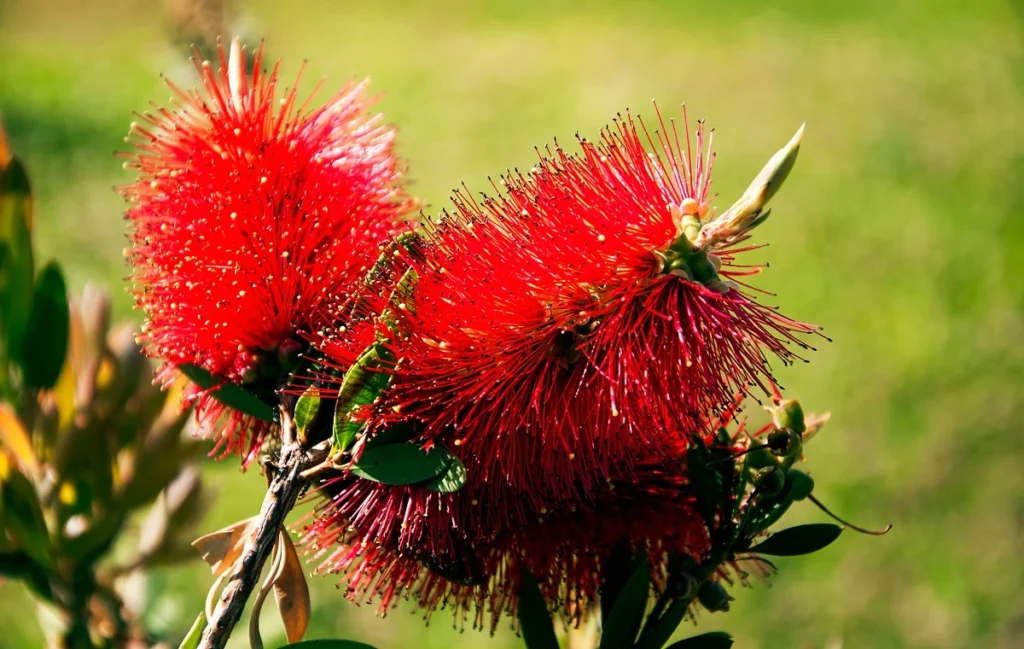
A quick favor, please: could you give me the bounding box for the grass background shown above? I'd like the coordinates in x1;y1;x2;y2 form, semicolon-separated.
1;0;1023;647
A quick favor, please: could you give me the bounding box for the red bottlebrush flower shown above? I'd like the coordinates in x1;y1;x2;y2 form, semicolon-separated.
122;39;414;460
300;450;710;632
331;107;817;512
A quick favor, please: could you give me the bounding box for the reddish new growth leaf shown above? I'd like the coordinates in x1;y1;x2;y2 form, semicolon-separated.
122;39;414;461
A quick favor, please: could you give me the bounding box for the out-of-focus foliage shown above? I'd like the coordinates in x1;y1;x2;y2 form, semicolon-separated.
0;123;207;649
0;1;1021;648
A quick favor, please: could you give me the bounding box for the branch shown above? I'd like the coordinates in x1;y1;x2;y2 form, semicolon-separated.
197;427;328;649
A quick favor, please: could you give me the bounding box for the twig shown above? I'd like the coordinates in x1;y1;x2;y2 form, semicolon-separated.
197;416;329;649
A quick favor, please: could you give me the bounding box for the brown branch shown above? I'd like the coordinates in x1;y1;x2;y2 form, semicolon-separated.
197;429;328;649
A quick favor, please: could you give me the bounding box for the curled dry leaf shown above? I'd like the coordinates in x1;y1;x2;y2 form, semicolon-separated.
191;516;257;576
250;529;288;649
273;528;311;644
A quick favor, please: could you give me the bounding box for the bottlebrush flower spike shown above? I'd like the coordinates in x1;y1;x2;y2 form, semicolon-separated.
332;106;819;510
300;451;710;632
122;38;414;461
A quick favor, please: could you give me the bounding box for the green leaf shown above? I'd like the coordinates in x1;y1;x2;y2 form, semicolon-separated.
349;443;451;485
19;262;68;388
294;386;321;442
333;343;392;452
0;551;52;600
634;598;689;649
177;611;206;649
364;231;420;287
363;421;416;450
599;555;650;649
278;640;378;649
686;443;721;525
0;158;35;371
334;370;390;452
748;523;843;556
0;462;53;570
517;570;559;649
178;364;275;421
666;631;735;649
417;451;466;493
600;540;639;623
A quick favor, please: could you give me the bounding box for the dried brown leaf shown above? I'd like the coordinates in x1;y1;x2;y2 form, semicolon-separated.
190;516;256;576
273;529;310;643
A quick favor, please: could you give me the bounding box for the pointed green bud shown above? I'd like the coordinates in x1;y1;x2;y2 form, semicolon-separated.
695;124;804;249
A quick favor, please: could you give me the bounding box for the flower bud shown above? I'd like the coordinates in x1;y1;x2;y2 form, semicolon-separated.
770;398;806;433
698;580;734;612
695;124;804;249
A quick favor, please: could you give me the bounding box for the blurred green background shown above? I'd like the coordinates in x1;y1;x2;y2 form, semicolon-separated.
1;0;1022;647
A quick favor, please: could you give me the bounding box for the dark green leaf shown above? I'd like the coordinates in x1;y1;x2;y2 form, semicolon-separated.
686;443;721;525
634;598;689;649
666;631;734;649
0;158;35;367
517;570;559;649
363;421;416;450
0;465;53;569
19;262;68;388
0;551;52;599
349;443;451;485
417;451;466;493
294;386;321;442
600;540;639;623
599;555;650;649
748;523;843;556
177;611;206;649
178;364;275;421
278;640;377;649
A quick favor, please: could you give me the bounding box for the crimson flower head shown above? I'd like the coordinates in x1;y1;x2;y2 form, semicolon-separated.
339;106;817;511
301;448;710;631
122;38;414;459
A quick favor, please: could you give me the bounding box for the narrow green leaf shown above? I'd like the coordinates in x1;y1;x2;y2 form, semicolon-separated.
417;451;466;493
634;598;689;649
748;523;843;556
666;631;735;649
294;386;321;442
177;611;206;649
364;231;420;287
0;158;35;367
178;364;275;421
686;443;721;525
0;551;52;599
0;465;53;569
19;262;69;388
349;443;451;485
599;555;650;649
278;640;378;649
600;540;639;623
517;570;559;649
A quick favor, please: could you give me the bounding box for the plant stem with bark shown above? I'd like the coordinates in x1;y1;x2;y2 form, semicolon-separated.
197;411;327;649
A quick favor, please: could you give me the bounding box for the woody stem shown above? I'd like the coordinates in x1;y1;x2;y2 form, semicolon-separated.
197;412;328;649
